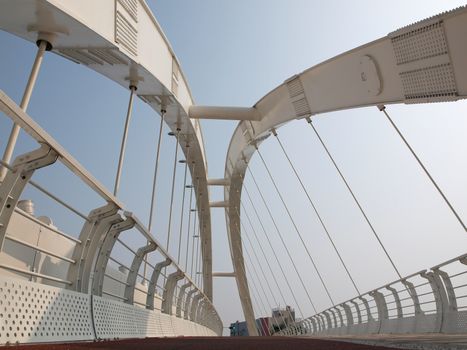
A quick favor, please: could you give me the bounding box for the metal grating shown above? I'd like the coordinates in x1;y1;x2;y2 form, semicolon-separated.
286;76;311;117
118;0;138;22
391;21;448;65
172;58;180;97
0;277;93;344
401;63;457;100
116;11;138;56
59;49;103;65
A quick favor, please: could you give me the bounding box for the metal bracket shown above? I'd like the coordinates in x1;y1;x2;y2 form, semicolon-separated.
0;144;57;251
351;300;362;325
190;293;203;321
420;271;448;333
91;215;135;296
370;290;388;334
146;257;172;310
124;241;157;304
67;202;121;292
176;282;191;317
184;288;197;320
161;269;184;315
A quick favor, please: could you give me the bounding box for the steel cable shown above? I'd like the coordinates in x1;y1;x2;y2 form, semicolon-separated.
272;128;360;295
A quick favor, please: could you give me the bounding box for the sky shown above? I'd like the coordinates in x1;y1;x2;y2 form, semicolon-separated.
1;0;467;333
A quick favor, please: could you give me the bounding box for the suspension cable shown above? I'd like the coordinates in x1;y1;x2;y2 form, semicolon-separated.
379;105;466;232
184;184;194;271
246;167;317;313
241;237;283;333
145;110;165;281
256;148;334;304
166;129;181;251
305;117;402;279
271;128;360;295
239;198;303;322
237;210;291;328
243;262;271;336
177;147;190;264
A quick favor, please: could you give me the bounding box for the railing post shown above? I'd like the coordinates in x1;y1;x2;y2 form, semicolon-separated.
310;317;318;334
161;270;184;315
433;268;458;333
369;290;388;334
184;288;197;320
190;293;202;321
333;307;344;329
176;282;191;317
146;258;171;310
401;278;423;333
386;285;402;333
342;303;354;331
420;271;448;333
326;308;336;329
0;144;57;250
92;216;135;296
124;241;157;304
67;203;121;293
351;300;362;326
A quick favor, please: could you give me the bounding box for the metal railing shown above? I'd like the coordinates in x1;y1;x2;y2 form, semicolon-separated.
277;252;467;336
0;89;223;337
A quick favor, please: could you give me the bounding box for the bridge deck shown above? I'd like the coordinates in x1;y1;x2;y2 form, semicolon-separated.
13;337;397;350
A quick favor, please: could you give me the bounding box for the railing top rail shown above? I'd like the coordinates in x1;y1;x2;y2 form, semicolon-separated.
0;90;124;209
432;252;467;270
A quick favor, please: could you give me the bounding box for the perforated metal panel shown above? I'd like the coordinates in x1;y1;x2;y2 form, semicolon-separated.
92;296;139;339
391;22;448;65
58;48;128;66
400;63;457;101
0;277;93;344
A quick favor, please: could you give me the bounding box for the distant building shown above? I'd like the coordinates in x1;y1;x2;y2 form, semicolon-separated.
230;306;294;336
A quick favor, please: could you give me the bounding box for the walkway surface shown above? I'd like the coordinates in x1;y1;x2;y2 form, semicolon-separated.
13;337;400;350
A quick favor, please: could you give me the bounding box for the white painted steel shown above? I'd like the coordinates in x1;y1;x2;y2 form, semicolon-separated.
0;0;213;300
277;253;467;337
223;6;467;334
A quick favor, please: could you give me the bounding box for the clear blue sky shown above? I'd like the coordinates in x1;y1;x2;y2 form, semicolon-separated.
1;0;466;331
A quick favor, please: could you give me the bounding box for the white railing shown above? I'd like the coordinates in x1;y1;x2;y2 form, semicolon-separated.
277;252;467;337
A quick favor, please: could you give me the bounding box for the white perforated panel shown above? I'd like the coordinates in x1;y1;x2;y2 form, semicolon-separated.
0;277;93;344
92;296;139;339
391;21;448;65
400;63;457;101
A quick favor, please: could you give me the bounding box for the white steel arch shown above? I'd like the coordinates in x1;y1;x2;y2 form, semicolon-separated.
0;0;214;299
211;6;467;335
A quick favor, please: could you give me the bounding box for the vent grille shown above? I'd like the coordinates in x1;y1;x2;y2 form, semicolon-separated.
118;0;138;22
286;76;311;117
287;76;305;98
58;48;128;66
391;21;448;65
401;63;457;101
116;11;138;56
172;58;180;97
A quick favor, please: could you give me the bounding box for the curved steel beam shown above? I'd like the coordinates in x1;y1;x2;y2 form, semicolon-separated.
223;6;467;334
0;0;213;299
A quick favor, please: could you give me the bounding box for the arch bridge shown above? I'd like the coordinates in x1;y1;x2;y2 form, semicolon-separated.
0;1;466;348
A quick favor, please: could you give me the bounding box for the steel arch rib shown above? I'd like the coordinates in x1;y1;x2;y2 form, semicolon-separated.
0;0;213;299
223;6;467;334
